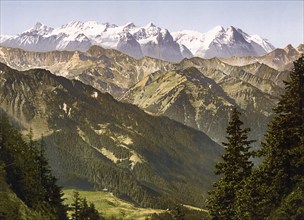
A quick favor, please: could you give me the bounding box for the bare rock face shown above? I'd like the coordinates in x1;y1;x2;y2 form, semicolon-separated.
117;32;143;59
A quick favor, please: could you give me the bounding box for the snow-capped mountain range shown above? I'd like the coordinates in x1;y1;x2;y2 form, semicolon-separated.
173;26;275;58
0;21;275;62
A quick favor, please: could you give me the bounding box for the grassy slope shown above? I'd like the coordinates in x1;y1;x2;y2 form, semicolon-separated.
63;189;166;220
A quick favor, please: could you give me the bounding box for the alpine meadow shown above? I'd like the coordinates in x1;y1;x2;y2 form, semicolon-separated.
0;1;303;219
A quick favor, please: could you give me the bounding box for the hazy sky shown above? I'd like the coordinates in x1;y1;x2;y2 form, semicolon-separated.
1;0;303;48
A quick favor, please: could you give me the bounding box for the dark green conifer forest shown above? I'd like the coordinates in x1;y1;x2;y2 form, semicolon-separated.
208;55;304;219
0;114;104;219
0;113;68;219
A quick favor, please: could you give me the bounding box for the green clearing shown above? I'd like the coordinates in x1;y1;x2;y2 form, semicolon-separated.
63;189;165;219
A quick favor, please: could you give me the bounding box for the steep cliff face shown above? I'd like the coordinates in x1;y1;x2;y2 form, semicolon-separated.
0;63;222;208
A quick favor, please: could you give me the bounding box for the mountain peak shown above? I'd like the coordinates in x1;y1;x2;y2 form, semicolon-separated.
22;22;53;35
283;44;299;57
84;20;100;26
226;26;245;42
146;22;156;28
284;44;294;50
62;21;84;29
125;22;135;27
103;22;117;29
297;44;304;53
209;25;225;33
34;22;43;28
123;22;136;31
227;25;236;30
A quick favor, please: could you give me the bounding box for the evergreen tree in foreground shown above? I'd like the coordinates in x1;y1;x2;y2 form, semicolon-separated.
260;53;304;186
237;54;304;219
0;113;67;219
207;108;254;220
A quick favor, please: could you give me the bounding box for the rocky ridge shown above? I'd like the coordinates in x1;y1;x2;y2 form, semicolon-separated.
0;45;292;144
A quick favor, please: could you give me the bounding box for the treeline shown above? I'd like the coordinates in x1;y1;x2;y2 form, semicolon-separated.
45;128;176;209
207;55;304;219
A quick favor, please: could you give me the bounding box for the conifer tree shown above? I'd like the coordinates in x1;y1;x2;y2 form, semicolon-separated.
242;54;304;218
71;191;82;220
260;54;304;183
0;113;67;219
71;191;101;220
207;108;254;219
86;203;100;220
79;197;100;219
36;137;67;218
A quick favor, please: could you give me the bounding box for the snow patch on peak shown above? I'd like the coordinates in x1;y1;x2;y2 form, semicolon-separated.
242;34;275;53
119;32;133;40
206;25;225;38
172;30;205;54
146;22;156;28
123;22;136;31
174;25;275;58
0;21;276;61
210;25;225;33
227;25;236;30
84;20;100;26
63;21;84;28
23;22;53;35
103;22;118;29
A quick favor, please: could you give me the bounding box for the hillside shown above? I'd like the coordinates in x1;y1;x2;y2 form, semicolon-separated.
0;62;222;208
0;46;289;145
121;57;283;144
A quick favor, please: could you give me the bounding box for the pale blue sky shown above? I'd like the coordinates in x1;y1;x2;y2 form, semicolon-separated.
1;0;303;48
